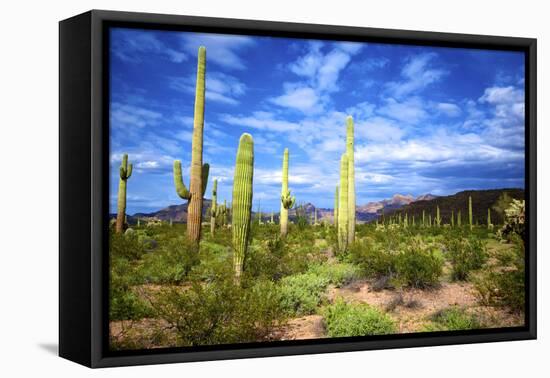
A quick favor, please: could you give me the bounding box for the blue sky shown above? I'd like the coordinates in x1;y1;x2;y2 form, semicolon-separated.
109;27;525;214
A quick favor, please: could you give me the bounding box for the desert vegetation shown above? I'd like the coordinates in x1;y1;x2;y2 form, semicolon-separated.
109;46;526;351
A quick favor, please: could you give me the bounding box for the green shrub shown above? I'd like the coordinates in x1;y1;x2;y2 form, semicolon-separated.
395;240;444;288
134;237;199;284
423;307;481;331
110;232;146;261
152;278;286;346
279;273;330;316
473;237;525;312
307;263;360;287
445;236;487;281
323;299;396;337
347;238;397;278
109;256;153;321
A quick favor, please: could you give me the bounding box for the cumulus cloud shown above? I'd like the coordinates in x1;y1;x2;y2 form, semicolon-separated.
111;29;187;63
386;53;446;97
169;71;246;105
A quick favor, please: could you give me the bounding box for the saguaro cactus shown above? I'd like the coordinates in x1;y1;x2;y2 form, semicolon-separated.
422;210;426;227
458;210;462;227
116;154;133;234
280;148;295;237
173;46;209;244
314;208;318;225
346;116;356;244
487;208;493;229
469;196;473;230
232;134;254;283
338;153;349;252
334;185;339;228
436;206;441;227
210;179;218;235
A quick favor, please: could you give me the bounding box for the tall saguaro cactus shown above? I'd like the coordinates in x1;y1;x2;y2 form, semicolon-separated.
334;185;339;228
232;134;254;283
338;154;349;252
436;206;441;227
469;196;473;230
210;179;218;235
346;116;356;244
115;154;133;233
487;208;493;229
280;148;295;237
173;46;209;244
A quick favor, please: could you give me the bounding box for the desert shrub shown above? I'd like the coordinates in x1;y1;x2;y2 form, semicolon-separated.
279;273;330;316
347;238;397;278
395;240;444;288
423;306;481;331
445;236;488;281
323;299;396;337
110;232;146;261
473;236;525;312
109;256;153;320
152;278;286;346
307;263;361;287
134;237;199;284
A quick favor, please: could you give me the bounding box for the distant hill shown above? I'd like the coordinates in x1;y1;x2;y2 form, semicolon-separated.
383;188;524;225
355;193;438;222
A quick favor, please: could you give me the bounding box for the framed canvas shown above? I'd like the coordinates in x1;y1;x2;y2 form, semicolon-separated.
59;10;537;368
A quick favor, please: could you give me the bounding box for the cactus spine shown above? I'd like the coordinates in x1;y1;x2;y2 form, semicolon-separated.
338;154;349;252
280;148;295;237
115;154;133;234
173;46;209;244
210;179;218;235
231;134;254;283
346;116;356;244
436;206;441;227
334;185;339;228
469;195;473;230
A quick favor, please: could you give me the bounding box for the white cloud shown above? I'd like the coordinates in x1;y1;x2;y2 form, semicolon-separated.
110;103;162;128
355;117;405;142
112;30;187;63
181;33;255;70
479;86;523;104
377;97;428;124
219;111;299;132
386;53;446;97
436;102;462;117
269;85;325;114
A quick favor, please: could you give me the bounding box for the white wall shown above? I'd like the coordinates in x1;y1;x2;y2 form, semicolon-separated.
0;0;546;376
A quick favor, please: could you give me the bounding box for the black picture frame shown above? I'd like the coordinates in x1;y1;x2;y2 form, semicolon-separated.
59;9;537;368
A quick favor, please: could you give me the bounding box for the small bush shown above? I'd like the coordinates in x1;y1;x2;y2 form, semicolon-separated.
134;237;199;284
323;299;396;337
279;273;330;316
395;240;444;288
110;232;146;261
307;263;361;287
473;236;525;312
347;239;397;278
445;236;487;281
152;278;286;346
423;307;481;331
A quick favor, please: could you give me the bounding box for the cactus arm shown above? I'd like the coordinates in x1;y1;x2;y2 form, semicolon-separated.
126;163;133;179
173;160;191;200
201;163;210;197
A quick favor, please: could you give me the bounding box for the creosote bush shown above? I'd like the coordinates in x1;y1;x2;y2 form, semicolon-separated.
473;235;525;312
423;306;482;331
394;240;444;288
152;277;286;347
323;299;396;337
279;273;330;316
445;236;487;281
